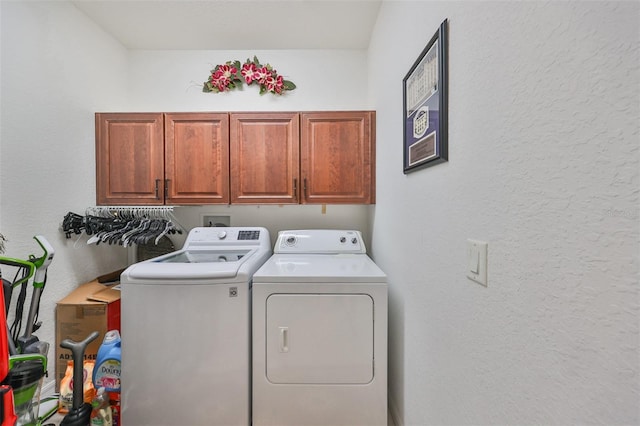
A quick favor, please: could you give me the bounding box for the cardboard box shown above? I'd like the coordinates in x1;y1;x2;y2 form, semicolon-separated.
55;273;121;390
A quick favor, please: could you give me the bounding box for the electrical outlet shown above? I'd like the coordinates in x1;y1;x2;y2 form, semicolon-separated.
203;215;230;227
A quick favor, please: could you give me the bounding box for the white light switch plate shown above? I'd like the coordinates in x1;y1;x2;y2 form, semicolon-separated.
467;239;488;286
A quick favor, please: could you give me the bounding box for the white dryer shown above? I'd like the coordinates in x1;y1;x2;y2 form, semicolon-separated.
120;227;271;426
252;229;387;426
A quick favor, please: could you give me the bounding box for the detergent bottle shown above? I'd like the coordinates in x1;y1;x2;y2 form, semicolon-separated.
90;387;112;426
93;330;121;393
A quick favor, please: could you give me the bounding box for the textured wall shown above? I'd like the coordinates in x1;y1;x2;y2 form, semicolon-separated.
368;1;639;425
1;1;131;384
127;49;370;112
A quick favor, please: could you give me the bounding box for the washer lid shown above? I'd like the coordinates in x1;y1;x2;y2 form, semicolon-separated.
253;253;387;283
157;249;250;264
123;247;259;280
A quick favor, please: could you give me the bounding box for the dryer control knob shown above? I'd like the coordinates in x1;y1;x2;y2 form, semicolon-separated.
340;237;347;243
351;237;358;244
217;231;227;240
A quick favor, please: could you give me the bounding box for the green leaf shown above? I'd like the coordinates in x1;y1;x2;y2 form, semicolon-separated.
283;80;296;90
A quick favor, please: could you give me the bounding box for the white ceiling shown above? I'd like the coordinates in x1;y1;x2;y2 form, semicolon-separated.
71;0;382;50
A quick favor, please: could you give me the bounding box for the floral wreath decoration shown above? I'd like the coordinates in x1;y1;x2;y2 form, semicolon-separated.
203;56;296;96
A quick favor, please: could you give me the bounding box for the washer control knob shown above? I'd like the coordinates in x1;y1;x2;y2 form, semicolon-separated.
286;236;297;245
340;236;347;243
217;231;227;240
351;237;358;244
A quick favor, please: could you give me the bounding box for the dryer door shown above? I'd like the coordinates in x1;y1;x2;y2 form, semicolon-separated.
265;294;374;384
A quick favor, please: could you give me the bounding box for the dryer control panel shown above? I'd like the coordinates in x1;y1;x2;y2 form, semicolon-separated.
275;230;366;254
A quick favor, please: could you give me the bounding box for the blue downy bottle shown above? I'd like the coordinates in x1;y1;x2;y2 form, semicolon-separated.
93;330;121;393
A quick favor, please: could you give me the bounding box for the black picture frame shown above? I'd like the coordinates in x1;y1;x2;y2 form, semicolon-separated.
403;19;448;174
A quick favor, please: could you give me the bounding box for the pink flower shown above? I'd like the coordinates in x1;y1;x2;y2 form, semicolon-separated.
241;63;258;84
273;74;284;94
217;64;237;80
210;70;230;92
263;71;284;94
264;75;276;90
255;66;269;84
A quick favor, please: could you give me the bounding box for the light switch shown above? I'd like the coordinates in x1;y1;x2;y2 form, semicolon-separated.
467;239;488;286
468;246;480;273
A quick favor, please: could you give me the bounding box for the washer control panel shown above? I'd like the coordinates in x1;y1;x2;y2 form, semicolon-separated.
184;227;267;247
276;230;366;254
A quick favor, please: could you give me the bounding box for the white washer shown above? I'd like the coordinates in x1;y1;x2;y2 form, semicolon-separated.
120;227;271;426
252;229;388;426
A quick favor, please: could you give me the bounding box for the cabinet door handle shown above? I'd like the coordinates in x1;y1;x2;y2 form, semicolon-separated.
293;178;298;202
165;179;170;199
303;178;308;199
155;179;161;200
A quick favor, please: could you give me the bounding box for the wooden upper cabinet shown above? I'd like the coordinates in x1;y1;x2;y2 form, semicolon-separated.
96;112;230;206
96;113;165;205
96;110;375;206
301;111;375;204
230;113;300;204
165;113;230;204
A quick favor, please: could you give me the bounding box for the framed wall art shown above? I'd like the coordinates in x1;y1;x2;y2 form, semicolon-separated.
403;19;448;174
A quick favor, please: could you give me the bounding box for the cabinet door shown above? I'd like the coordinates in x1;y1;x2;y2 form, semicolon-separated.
95;113;165;205
301;111;375;204
164;113;230;204
230;113;299;204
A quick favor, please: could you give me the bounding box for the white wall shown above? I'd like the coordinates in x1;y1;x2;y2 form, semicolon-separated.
1;1;130;382
368;1;639;425
127;49;369;112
